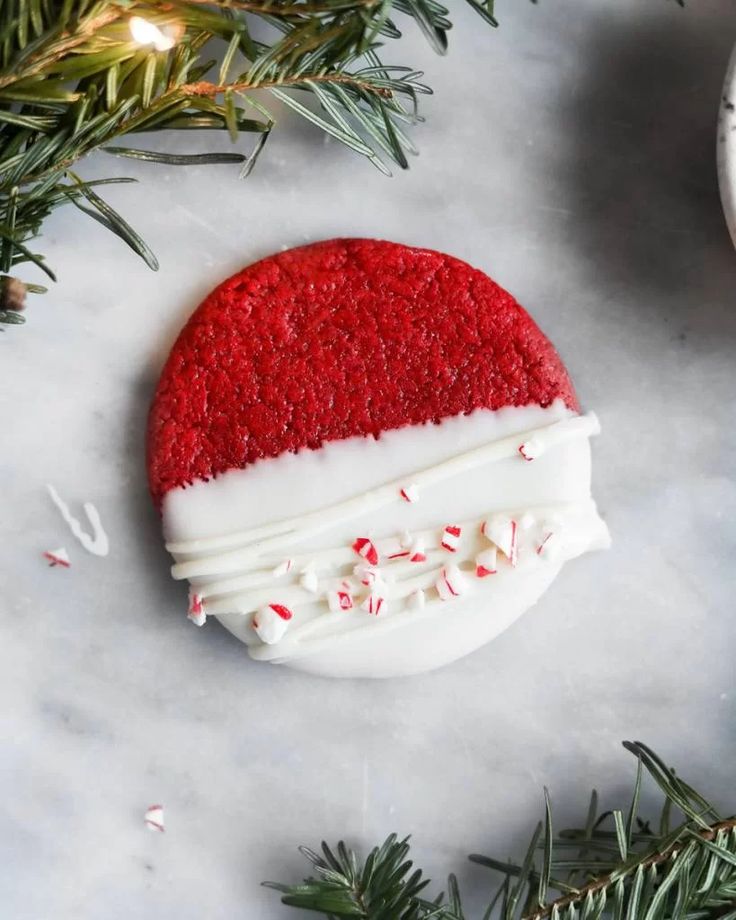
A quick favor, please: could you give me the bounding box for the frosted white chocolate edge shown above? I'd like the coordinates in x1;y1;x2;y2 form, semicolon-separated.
163;401;609;677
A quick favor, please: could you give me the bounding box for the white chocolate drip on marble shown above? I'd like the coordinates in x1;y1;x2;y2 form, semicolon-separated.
47;484;109;557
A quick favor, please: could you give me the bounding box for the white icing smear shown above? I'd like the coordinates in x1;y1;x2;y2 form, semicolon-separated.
163;402;609;678
47;484;109;557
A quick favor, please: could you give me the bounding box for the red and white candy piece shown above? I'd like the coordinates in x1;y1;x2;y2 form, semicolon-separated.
518;436;543;461
144;804;165;832
327;588;354;612
352;537;379;566
382;529;425;561
440;525;462;552
385;535;410;560
436;564;467;601
481;515;518;566
253;603;293;644
400;483;420;503
361;587;387;616
407;589;426;610
408;537;427;563
353;562;380;586
299;563;319;594
272;558;294;577
43;547;70;568
187;589;206;626
475;546;498;578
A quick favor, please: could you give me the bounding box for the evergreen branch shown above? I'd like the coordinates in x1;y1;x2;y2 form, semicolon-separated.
269;741;736;919
264;834;451;918
0;0;684;326
522;818;736;920
0;0;499;323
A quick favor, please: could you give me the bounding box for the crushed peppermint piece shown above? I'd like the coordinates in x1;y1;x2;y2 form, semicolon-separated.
435;564;467;601
399;530;413;549
508;523;519;566
537;530;562;560
400;483;420;503
272;558;294;577
253;603;293;644
144;804;165;832
43;547;70;568
440;525;462;552
327;590;354;612
361;588;386;616
408;538;427;563
475;546;498;577
384;535;410;559
482;515;518;566
520;512;535;530
352;537;379;566
187;590;206;626
353;562;379;586
407;589;426;610
519;437;543;461
299;564;319;593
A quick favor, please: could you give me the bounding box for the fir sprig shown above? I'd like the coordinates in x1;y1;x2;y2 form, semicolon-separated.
0;0;498;325
264;835;447;917
267;741;736;919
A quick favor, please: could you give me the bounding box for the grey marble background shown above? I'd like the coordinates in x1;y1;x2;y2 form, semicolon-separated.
2;2;736;917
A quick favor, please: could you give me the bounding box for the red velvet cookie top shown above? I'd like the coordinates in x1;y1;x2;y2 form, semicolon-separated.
148;239;578;508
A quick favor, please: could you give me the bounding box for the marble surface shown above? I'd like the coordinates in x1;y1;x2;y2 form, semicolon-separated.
3;2;736;917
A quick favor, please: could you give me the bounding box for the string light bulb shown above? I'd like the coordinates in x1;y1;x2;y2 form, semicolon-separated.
129;16;178;52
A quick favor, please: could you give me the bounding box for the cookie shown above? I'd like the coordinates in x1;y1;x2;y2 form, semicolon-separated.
148;239;609;677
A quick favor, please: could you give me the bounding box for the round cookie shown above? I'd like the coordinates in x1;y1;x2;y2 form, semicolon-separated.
148;239;609;678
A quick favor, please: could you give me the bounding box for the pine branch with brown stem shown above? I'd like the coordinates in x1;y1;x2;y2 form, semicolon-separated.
267;741;736;919
0;0;498;326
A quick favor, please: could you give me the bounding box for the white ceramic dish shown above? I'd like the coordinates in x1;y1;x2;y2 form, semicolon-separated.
718;42;736;248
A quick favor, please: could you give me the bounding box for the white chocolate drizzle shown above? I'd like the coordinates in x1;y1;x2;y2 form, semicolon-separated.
165;413;608;653
168;413;599;565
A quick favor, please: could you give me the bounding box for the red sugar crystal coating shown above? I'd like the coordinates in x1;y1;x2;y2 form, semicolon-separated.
147;239;578;507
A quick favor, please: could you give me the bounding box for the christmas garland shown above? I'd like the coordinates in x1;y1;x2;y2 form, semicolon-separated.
0;0;504;326
0;1;687;327
267;741;736;919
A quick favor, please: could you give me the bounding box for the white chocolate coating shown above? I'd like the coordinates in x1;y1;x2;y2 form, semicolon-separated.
163;401;609;677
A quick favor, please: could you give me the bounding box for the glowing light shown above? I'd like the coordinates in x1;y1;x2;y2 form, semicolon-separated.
129;16;177;52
